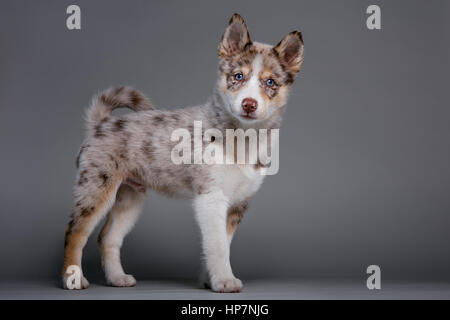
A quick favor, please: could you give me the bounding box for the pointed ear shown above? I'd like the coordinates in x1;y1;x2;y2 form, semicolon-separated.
273;31;304;77
218;13;252;57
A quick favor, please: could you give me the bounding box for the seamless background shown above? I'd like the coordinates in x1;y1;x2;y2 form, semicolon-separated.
0;0;449;283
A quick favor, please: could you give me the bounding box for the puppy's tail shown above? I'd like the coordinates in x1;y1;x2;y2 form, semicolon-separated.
85;86;153;129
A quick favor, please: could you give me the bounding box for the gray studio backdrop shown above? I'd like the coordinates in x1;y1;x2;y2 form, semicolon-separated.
0;0;449;283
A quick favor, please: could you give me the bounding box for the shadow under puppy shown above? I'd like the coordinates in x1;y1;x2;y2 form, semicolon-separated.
62;13;304;292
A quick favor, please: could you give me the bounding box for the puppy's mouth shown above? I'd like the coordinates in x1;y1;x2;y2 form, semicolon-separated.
240;113;257;120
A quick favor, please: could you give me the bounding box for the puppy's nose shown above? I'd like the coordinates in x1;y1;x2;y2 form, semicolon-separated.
242;98;258;113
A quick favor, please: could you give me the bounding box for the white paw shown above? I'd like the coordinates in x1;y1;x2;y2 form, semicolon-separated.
62;274;90;290
210;277;243;293
107;274;136;287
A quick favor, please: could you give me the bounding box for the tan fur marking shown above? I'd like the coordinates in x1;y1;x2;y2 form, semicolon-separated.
62;175;122;275
226;201;249;236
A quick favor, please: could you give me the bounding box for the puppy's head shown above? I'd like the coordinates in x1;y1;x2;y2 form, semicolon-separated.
217;13;304;123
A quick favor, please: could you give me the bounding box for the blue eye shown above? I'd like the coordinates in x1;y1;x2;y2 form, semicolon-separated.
234;73;243;81
266;79;275;87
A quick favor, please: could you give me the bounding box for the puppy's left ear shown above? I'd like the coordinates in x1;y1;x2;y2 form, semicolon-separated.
219;13;252;57
273;31;304;79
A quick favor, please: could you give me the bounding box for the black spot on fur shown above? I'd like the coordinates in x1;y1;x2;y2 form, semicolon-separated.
119;153;128;160
284;73;294;85
78;170;89;186
94;118;109;138
101;90;121;106
64;218;76;247
153;115;164;123
80;206;95;217
141;140;154;159
129;90;142;107
171;114;180;121
97;231;105;245
183;176;193;187
100;93;108;105
113;119;126;131
94;125;104;138
99;171;109;186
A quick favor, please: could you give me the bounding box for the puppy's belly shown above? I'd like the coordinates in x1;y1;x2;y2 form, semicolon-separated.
125;163;264;202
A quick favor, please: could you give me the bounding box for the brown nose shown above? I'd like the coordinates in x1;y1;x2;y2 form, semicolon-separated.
242;98;258;113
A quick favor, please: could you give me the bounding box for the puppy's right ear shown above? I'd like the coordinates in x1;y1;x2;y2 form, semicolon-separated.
218;13;252;57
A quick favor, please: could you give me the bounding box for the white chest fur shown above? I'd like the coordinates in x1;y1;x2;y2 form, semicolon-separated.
215;164;265;204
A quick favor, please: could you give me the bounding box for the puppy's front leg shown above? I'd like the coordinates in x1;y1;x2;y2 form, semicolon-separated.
193;191;242;293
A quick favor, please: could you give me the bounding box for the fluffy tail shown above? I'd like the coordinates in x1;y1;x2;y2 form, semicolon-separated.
85;86;153;130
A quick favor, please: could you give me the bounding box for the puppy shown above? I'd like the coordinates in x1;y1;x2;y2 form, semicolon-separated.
62;13;304;292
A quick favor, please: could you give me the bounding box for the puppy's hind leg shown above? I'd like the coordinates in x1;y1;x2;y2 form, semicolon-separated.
62;173;122;289
98;184;146;287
